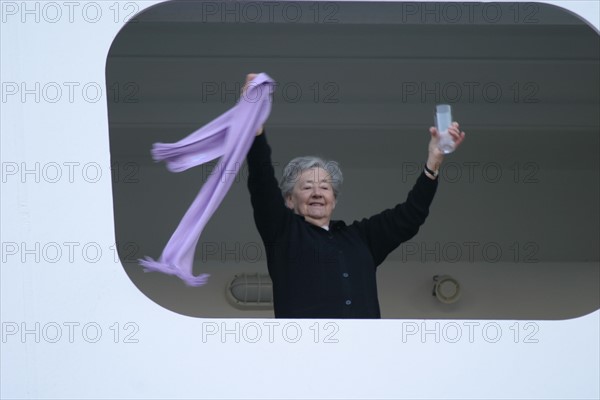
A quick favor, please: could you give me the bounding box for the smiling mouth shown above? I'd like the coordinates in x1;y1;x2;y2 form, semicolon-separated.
309;203;324;206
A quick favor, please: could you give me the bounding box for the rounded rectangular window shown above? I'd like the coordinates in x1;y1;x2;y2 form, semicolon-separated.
106;1;599;320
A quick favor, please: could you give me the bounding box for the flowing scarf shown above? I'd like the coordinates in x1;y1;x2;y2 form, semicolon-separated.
138;73;275;286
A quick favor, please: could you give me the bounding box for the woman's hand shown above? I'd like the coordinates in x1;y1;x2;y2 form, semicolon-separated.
425;122;466;177
241;73;264;136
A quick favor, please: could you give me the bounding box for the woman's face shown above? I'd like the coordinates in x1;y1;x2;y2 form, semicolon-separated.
285;167;336;226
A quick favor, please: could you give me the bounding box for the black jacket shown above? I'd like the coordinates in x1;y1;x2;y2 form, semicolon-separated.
247;132;438;318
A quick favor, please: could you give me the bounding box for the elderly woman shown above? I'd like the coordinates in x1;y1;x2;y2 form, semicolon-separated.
244;74;465;318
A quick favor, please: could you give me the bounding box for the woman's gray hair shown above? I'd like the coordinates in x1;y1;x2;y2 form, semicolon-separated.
279;156;343;198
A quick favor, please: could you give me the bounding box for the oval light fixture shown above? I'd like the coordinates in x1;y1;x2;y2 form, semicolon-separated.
226;273;274;310
432;275;461;304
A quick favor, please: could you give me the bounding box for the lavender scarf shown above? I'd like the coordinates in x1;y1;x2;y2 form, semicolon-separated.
138;73;275;286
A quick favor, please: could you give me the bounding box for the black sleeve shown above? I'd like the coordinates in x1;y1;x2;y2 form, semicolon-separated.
354;171;438;266
247;131;291;244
